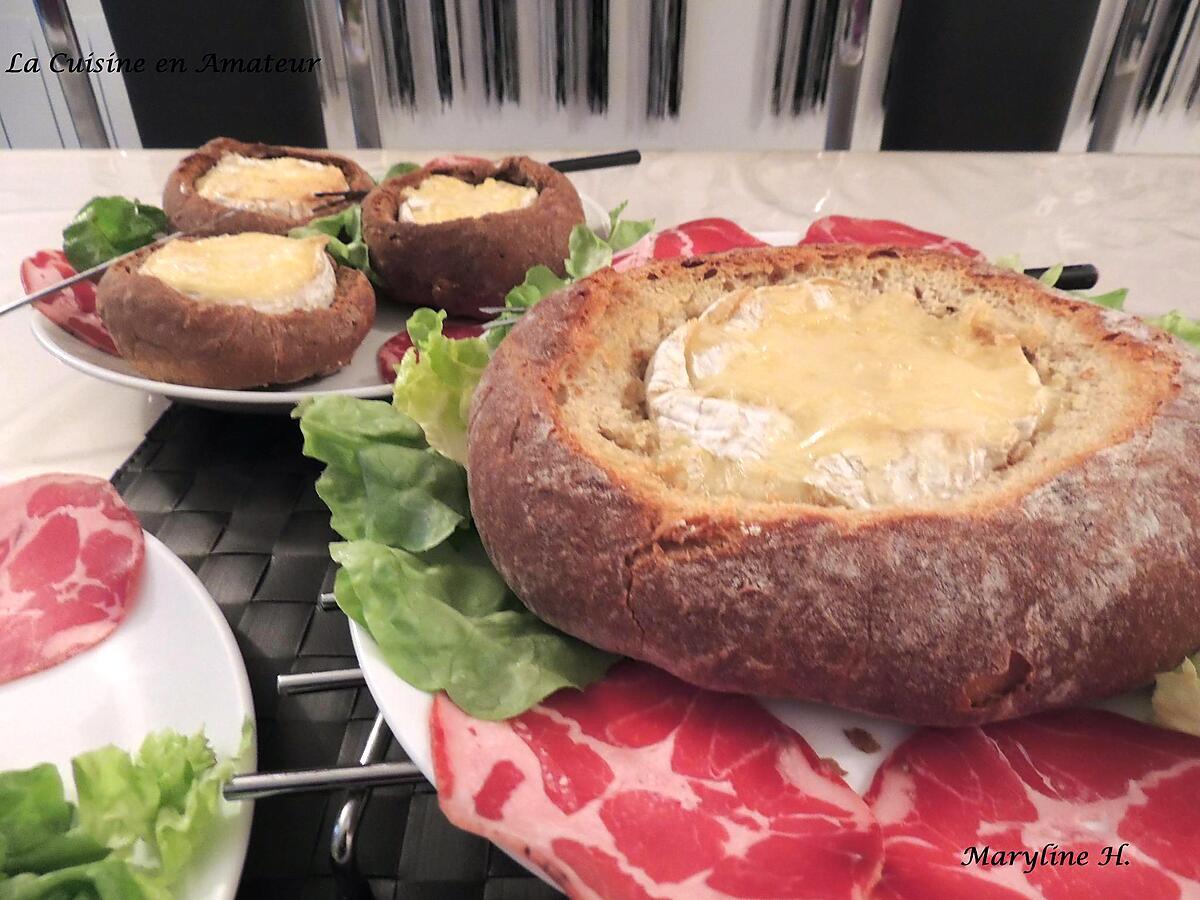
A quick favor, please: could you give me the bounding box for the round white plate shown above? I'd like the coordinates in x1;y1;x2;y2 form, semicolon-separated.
31;303;409;415
29;192;610;415
0;532;256;900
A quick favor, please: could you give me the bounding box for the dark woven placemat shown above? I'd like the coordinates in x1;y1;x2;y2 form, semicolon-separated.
110;404;563;900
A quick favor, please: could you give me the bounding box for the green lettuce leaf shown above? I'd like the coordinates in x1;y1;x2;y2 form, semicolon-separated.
72;726;247;892
1152;654;1200;736
381;161;420;182
0;765;74;864
296;394;619;719
0;726;249;899
4;830;109;876
1037;264;1064;286
359;445;469;551
331;537;614;719
392;309;491;465
1077;287;1127;310
62;197;169;271
0;856;147;900
486;202;653;346
606;200;655;252
994;256;1129;310
1147;310;1200;346
289;205;379;285
296;395;424;477
564;224;614;279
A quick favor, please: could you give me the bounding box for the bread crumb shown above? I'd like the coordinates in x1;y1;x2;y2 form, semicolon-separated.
844;727;881;753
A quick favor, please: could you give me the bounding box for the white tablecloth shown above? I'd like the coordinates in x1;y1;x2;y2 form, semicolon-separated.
2;149;1198;481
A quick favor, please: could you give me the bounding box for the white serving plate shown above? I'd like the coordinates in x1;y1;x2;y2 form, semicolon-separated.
0;533;256;900
29;192;610;415
31;303;409;415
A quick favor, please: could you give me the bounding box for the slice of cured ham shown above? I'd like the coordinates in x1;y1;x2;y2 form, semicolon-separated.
612;218;767;272
867;709;1200;899
799;215;982;258
19;250;120;356
376;318;484;382
431;661;883;899
0;474;144;684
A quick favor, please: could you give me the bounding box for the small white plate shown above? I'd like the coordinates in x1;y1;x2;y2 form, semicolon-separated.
31;304;409;415
29;192;610;415
0;533;256;900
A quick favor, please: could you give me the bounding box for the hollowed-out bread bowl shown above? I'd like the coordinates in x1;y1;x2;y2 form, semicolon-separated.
96;238;374;389
163;136;374;236
360;155;585;317
467;243;1200;726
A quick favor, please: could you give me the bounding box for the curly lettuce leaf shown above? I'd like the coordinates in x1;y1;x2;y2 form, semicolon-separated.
0;726;249;899
392;309;491;465
62;197;169;271
1077;287;1128;309
289;205;379;285
73;726;249;892
486;202;653;346
995;256;1129;310
1037;264;1064;286
1153;654;1200;736
381;161;420;182
331;536;615;719
606;200;655;253
296;395;619;718
1148;310;1200;346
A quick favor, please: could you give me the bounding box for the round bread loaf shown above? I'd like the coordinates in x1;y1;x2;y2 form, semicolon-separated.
163;137;374;236
97;240;374;389
467;244;1200;725
361;156;584;317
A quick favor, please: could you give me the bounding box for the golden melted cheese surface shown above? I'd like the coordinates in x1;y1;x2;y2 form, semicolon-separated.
195;153;348;216
645;279;1052;506
399;175;537;224
139;233;336;314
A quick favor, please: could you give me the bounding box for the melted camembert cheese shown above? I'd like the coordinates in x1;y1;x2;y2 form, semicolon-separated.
645;279;1053;507
195;153;348;217
399;175;537;224
139;233;336;315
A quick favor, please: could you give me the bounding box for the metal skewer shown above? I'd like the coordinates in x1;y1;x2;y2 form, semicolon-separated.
2;231;180;318
331;714;393;872
277;668;365;695
223;761;422;800
223;659;421;801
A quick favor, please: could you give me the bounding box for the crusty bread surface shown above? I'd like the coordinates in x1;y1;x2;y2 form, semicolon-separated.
467;243;1200;725
97;241;375;389
163;137;374;236
361;156;584;317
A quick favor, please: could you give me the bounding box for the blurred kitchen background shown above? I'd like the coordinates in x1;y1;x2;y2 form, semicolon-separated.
3;0;1198;153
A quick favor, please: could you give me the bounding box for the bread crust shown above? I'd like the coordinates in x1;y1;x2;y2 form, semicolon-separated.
163;137;374;236
96;240;375;389
467;244;1200;725
360;156;584;317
